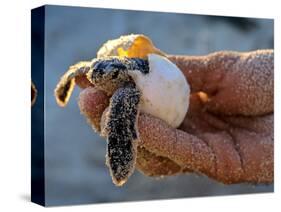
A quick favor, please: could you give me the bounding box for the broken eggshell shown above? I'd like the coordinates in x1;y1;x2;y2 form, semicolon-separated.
97;34;190;128
97;34;166;58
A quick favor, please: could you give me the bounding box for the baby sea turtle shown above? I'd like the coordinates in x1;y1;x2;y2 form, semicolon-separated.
55;54;190;186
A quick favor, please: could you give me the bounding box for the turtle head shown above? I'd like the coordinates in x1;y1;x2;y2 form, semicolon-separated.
90;58;127;80
87;57;132;95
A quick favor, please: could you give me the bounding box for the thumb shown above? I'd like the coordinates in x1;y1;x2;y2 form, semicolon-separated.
78;87;110;132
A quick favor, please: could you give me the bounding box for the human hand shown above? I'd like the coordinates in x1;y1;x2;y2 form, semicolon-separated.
77;49;273;184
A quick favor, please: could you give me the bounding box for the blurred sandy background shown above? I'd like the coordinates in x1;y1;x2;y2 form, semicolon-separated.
34;5;273;206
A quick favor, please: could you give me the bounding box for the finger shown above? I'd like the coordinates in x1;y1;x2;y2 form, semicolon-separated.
229;128;273;184
180;93;273;135
137;113;273;184
168;50;273;115
137;113;218;180
78;87;110;132
198;132;243;183
222;114;273;135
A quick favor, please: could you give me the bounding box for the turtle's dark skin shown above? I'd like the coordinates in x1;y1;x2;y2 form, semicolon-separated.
104;82;141;185
55;57;149;186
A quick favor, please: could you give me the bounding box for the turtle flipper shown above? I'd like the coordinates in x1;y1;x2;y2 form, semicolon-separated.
31;81;37;106
54;61;90;107
104;82;141;186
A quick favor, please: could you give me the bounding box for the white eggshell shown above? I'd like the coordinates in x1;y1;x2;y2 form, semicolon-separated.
128;54;190;128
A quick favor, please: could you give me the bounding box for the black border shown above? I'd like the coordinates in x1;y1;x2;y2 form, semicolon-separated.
31;6;45;206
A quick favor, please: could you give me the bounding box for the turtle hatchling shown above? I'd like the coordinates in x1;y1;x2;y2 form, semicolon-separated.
55;53;190;186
